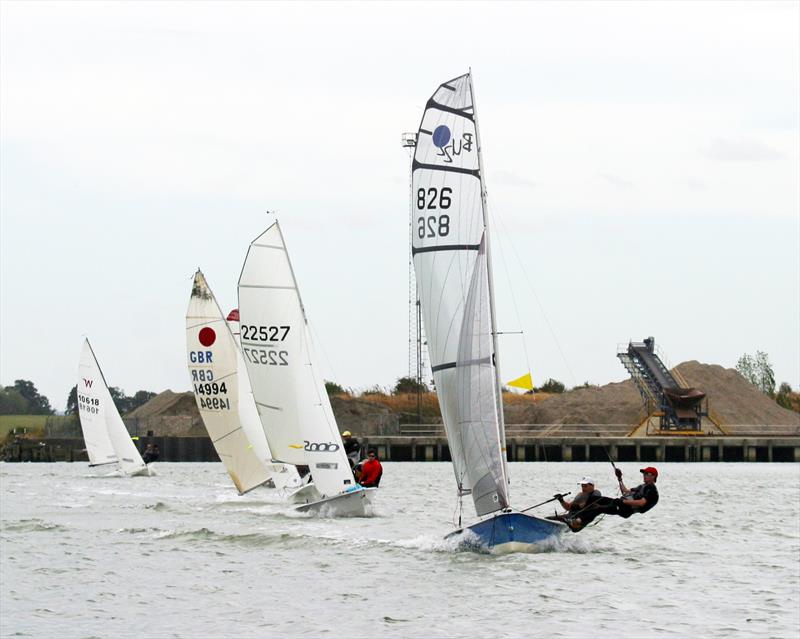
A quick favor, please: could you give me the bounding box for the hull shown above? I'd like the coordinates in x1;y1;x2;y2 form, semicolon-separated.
445;512;565;554
285;481;322;504
294;486;376;517
128;465;153;477
90;463;152;478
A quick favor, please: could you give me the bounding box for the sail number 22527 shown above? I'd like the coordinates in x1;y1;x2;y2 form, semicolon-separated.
241;324;290;367
417;187;451;239
241;325;290;342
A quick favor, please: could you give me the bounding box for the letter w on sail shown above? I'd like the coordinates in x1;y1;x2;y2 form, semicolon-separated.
83;378;94;388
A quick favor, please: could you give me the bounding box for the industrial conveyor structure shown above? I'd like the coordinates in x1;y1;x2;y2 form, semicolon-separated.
618;337;707;432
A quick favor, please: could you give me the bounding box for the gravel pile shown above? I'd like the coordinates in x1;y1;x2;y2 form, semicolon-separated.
505;361;799;427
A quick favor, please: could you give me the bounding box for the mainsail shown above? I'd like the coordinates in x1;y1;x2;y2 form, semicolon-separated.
227;308;303;491
412;72;509;516
238;222;355;498
186;270;273;494
77;339;148;475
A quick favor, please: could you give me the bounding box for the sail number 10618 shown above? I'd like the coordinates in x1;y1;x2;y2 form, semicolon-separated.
417;187;451;239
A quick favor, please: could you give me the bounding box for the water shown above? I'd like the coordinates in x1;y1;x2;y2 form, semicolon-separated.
2;461;799;638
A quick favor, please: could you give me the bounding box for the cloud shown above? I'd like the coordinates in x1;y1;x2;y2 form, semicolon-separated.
491;170;537;189
682;178;707;190
702;138;783;162
598;173;635;189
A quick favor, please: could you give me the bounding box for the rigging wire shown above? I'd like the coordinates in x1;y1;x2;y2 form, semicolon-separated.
490;205;579;388
486;206;533;384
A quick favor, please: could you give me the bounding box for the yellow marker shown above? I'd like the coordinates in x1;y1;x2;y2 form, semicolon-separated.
289;444;304;449
131;436;139;441
506;373;534;391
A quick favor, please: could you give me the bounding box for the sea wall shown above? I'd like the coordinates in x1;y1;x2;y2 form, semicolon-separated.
3;434;798;463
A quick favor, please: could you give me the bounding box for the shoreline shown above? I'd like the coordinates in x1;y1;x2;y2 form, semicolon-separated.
4;434;799;463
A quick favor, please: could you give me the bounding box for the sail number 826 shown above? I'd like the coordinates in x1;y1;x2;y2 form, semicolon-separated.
417;187;452;210
417;215;450;239
417;188;451;238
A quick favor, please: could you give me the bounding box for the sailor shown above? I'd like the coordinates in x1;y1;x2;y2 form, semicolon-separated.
357;448;383;488
547;477;601;521
341;431;361;468
142;443;157;464
565;466;660;532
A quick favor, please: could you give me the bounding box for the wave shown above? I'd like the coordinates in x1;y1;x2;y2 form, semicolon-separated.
3;519;67;533
152;527;304;547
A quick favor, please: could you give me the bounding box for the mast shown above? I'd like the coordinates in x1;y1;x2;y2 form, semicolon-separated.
468;70;509;492
402;132;424;423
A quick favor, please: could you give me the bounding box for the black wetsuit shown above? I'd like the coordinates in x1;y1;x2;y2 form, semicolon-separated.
568;489;602;514
575;482;659;525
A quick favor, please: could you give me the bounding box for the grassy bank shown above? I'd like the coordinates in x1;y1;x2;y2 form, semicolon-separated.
0;415;78;440
0;415;49;439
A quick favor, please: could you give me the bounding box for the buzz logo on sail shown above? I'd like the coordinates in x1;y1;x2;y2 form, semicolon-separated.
431;124;473;163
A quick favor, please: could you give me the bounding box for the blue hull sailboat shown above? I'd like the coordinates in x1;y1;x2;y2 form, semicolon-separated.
411;71;565;553
446;513;563;554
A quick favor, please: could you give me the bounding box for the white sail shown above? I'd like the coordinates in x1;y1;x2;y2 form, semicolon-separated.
455;236;509;515
238;222;357;498
186;270;272;494
412;72;509;516
228;309;303;491
77;339;148;476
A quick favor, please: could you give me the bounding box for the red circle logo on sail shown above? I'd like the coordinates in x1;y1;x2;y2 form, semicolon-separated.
198;327;216;347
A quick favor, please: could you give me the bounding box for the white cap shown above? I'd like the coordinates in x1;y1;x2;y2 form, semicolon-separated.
577;476;596;485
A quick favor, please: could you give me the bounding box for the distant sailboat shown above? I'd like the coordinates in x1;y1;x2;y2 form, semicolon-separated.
238;221;375;516
77;339;150;477
411;72;563;552
186;269;301;495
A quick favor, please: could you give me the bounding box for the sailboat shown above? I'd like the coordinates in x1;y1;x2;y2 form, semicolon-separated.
186;269;302;495
238;221;375;516
411;71;564;552
77;338;151;477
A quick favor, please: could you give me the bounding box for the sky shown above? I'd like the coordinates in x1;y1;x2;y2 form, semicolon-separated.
1;1;798;412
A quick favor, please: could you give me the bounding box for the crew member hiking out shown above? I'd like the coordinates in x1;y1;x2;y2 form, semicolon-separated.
546;476;601;522
564;467;660;532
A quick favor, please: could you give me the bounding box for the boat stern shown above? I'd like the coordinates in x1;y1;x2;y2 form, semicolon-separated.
294;486;377;517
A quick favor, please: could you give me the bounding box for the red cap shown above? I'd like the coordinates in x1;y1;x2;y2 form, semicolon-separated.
639;466;658;477
226;309;240;322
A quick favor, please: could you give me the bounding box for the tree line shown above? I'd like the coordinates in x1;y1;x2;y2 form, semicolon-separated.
0;379;156;416
736;351;796;410
3;355;796;418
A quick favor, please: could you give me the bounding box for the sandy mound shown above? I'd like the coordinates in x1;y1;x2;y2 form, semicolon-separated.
675;361;799;426
503;361;799;427
127;391;199;419
126;361;798;436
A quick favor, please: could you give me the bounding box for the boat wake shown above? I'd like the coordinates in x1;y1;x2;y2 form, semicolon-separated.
389;530;598;555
